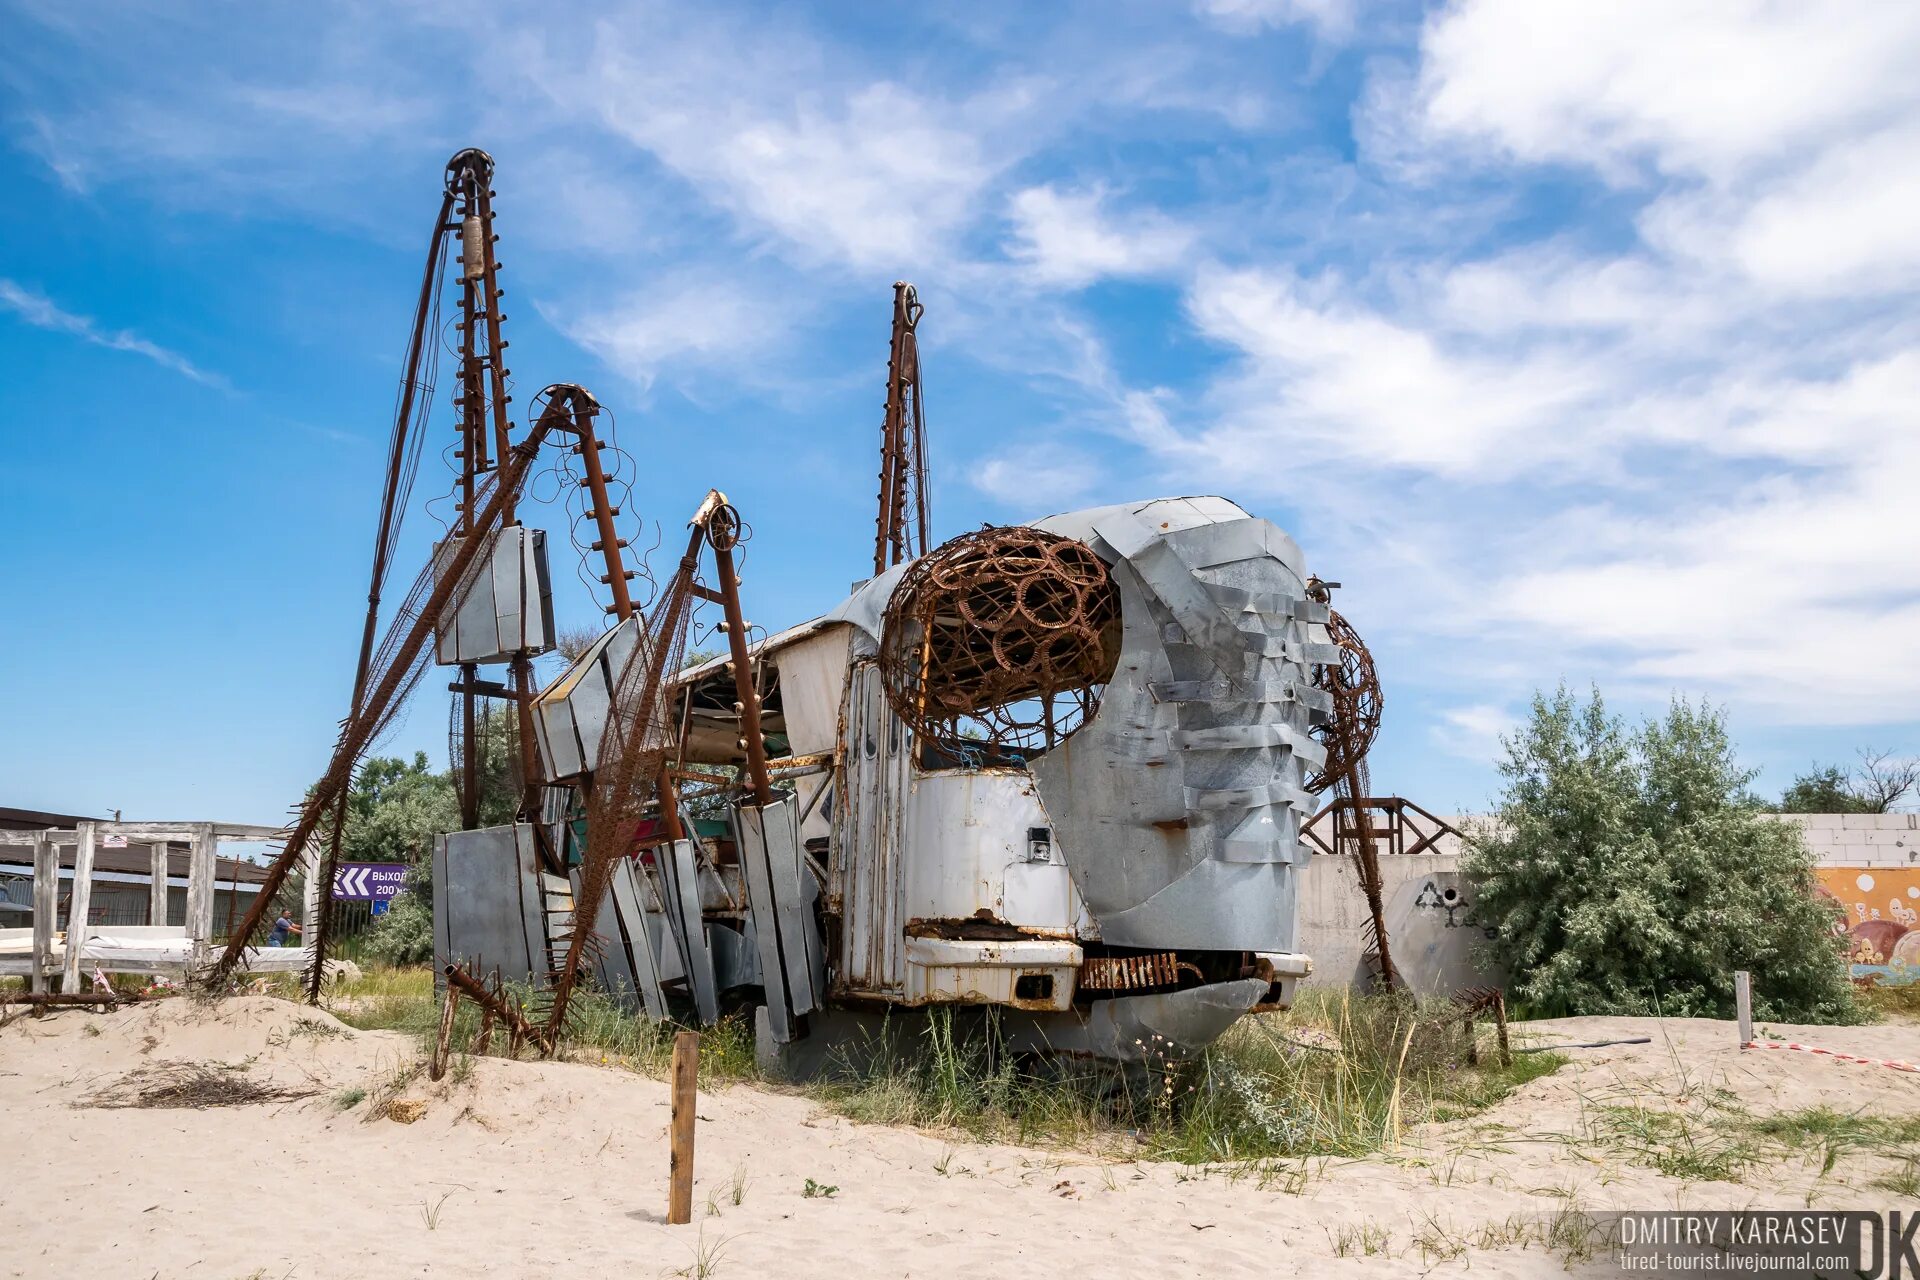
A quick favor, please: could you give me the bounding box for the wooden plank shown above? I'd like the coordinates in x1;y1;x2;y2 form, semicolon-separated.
61;821;98;989
149;842;169;925
667;1031;700;1225
185;823;216;974
31;833;55;995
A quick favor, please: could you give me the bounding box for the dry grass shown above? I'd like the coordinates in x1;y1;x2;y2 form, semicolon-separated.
76;1061;319;1110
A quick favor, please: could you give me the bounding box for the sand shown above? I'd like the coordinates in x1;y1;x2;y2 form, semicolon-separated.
3;998;1916;1278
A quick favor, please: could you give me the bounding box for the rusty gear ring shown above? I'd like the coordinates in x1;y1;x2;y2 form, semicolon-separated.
880;526;1121;758
1305;608;1382;794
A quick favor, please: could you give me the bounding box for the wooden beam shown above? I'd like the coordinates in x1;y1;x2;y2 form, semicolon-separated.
185;822;217;951
61;820;97;989
31;832;55;995
149;842;169;925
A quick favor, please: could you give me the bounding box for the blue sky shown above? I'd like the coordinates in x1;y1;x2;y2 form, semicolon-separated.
3;0;1916;825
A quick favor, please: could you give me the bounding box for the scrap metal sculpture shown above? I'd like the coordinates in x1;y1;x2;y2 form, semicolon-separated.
1303;577;1397;991
878;526;1120;758
872;282;930;576
211;417;566;991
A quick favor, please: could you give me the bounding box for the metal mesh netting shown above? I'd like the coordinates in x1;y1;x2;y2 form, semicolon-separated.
879;526;1120;758
211;452;537;990
1305;609;1381;796
538;552;695;1039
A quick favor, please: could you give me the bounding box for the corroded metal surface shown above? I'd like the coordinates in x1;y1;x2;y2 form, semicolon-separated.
878;525;1120;758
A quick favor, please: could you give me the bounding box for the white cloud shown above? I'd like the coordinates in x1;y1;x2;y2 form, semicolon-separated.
972;442;1103;509
0;278;226;388
563;24;1010;272
1194;0;1357;40
559;273;792;391
1004;185;1196;288
1184;265;1605;478
1643;122;1920;298
1432;703;1517;761
1408;0;1920;182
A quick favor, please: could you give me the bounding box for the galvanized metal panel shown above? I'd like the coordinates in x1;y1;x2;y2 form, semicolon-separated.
432;823;547;988
668;839;720;1023
433;526;557;666
735;797;822;1043
531;616;641;781
1027;497;1316;952
834;662;908;994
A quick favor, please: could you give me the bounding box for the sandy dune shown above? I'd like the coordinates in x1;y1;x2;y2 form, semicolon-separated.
2;998;1916;1278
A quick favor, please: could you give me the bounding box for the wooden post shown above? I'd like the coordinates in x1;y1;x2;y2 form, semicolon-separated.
1734;971;1753;1049
185;823;216;976
149;841;169;926
429;988;461;1082
300;838;322;975
30;833;55;996
668;1030;700;1225
1492;991;1511;1067
61;821;98;989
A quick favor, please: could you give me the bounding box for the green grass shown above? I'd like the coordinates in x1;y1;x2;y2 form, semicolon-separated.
814;989;1564;1163
1859;983;1920;1022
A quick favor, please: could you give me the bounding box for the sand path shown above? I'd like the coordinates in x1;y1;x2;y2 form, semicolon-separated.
3;998;1916;1278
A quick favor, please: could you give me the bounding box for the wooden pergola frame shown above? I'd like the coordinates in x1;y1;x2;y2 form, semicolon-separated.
0;819;298;993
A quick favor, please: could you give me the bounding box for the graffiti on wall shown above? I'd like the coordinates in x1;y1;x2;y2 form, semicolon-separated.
1815;866;1920;986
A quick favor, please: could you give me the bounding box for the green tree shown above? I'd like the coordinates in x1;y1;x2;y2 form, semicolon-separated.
1464;686;1857;1024
341;752;458;868
1779;749;1917;814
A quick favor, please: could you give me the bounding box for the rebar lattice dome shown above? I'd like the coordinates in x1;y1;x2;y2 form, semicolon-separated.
879;526;1121;757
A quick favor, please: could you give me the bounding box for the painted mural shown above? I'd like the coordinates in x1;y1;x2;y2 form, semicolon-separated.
1815;866;1920;986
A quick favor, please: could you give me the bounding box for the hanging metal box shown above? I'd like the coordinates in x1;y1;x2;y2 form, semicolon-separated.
433;526;556;665
530;615;642;781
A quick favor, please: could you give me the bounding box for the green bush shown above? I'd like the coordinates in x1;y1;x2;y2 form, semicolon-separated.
1463;686;1858;1024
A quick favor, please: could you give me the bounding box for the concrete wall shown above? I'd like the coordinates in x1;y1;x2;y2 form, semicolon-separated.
1294;812;1918;993
1296;852;1498;996
1772;812;1919;868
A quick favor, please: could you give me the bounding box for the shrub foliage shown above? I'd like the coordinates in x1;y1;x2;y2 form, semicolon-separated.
1464;686;1856;1023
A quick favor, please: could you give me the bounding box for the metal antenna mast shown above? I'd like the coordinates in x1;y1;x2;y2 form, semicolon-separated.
872;282;929;576
445;148;520;831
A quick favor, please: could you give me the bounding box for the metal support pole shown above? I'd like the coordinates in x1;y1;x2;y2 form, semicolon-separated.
709;525;773;806
1734;971;1753;1048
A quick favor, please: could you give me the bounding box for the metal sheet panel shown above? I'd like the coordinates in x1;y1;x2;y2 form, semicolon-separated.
1027;497;1316;952
833;662;909;994
735;797;822;1043
433;823;547;988
668;839;720;1023
531;616;642;781
770;625;855;757
433;526;557;666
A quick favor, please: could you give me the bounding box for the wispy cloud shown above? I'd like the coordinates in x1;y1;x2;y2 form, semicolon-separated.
0;278;227;389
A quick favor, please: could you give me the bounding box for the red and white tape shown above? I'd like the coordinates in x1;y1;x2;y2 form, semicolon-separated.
1742;1039;1919;1074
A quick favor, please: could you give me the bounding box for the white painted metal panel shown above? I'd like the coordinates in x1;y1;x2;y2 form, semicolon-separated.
900;771;1081;934
834;662;909;995
771;624;854;757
